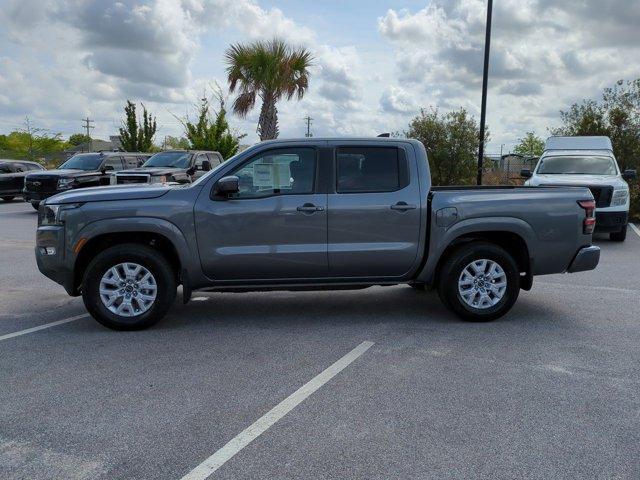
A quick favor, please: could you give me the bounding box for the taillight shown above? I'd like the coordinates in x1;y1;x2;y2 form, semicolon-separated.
578;200;596;234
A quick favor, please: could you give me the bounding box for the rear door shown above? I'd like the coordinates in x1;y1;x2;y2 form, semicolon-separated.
327;143;422;277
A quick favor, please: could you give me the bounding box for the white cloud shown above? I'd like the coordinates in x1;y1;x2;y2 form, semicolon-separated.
379;85;417;114
378;0;640;149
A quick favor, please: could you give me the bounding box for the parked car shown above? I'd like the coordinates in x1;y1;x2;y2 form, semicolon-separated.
112;150;224;185
522;136;636;241
0;160;45;202
35;137;600;330
23;151;152;209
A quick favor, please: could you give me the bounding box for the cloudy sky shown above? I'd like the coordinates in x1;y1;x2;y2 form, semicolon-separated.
1;0;639;152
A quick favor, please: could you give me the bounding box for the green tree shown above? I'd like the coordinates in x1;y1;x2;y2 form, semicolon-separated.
182;94;246;159
406;108;486;186
119;100;157;152
68;133;91;146
0;118;68;161
164;136;190;150
513;131;544;157
225;38;313;140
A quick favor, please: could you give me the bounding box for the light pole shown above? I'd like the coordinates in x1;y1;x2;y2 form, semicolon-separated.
477;0;493;185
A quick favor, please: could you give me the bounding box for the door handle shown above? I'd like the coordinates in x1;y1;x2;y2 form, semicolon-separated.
390;202;417;211
297;203;324;213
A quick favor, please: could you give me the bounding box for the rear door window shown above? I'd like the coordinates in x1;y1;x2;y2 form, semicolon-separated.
0;163;14;174
336;147;403;193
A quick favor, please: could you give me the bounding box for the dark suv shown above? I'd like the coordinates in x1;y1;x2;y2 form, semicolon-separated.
0;160;46;202
113;150;223;185
23;151;151;209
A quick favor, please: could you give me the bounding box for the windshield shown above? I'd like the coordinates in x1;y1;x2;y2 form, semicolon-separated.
537;155;618;175
59;153;103;171
143;151;191;168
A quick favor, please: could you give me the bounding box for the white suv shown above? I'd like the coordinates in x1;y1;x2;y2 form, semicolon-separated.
522;136;636;241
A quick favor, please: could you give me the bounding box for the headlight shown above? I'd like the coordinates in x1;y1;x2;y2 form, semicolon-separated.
150;175;168;184
57;178;75;190
611;188;629;207
38;203;81;226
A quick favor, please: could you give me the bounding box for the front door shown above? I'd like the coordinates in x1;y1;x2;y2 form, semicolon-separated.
327;145;422;278
195;147;327;280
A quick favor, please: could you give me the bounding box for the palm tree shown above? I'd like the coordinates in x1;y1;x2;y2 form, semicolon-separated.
225;39;313;141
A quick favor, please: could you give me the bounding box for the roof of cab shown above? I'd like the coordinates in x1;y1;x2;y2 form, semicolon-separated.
545;136;613;151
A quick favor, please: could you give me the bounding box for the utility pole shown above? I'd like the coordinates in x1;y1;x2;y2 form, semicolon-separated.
477;0;493;185
82;117;95;152
303;116;313;137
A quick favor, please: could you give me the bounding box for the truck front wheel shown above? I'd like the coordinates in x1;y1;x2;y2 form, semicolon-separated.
438;242;520;322
82;244;176;330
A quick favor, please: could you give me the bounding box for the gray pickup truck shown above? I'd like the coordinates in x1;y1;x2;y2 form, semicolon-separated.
35;138;600;330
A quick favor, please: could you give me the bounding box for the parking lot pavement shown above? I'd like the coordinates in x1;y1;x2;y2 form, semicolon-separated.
1;200;640;480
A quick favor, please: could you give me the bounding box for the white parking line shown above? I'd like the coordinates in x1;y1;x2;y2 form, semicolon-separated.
0;314;89;341
538;282;639;294
630;223;640;239
180;340;375;480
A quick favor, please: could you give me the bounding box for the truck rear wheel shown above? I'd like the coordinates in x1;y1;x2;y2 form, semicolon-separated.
438;242;520;322
82;244;176;330
2;196;15;202
610;224;627;242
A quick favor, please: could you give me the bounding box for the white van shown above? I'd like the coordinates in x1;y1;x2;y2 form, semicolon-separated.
522;136;636;241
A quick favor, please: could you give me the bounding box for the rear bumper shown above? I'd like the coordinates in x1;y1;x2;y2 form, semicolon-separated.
595;211;627;232
567;245;600;273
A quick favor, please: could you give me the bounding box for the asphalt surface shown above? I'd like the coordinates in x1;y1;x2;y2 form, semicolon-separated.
1;199;639;480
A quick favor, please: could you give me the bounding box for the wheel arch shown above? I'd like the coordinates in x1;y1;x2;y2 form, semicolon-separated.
71;218;188;295
417;217;536;290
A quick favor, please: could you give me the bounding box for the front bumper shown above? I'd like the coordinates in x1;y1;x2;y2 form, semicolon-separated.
23;189;58;203
567;245;600;273
595;211;628;233
36;225;75;295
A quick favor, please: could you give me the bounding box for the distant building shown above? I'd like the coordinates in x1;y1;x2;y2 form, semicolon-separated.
63;136;123;158
499;153;538;174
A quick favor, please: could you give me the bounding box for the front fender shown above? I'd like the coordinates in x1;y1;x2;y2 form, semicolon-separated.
70;217;193;272
416;217;537;284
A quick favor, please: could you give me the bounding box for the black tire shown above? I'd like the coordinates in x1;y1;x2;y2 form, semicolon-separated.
31;202;40;210
82;243;177;330
2;196;15;202
438;242;520;322
610;224;627;242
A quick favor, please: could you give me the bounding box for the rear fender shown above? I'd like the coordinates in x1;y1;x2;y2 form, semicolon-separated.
416;217;536;284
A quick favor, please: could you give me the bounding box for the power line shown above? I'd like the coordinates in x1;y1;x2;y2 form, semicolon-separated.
303;116;313;137
82;117;95;151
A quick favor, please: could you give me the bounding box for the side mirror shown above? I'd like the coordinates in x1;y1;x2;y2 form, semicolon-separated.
201;160;212;171
213;175;239;197
101;165;114;174
137;160;145;167
520;168;532;179
186;166;196;176
622;169;637;181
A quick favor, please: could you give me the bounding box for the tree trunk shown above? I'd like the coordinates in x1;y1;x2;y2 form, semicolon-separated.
258;93;279;141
